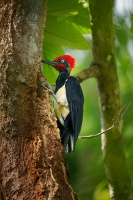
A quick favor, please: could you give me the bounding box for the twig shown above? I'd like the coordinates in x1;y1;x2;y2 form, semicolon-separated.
79;103;130;139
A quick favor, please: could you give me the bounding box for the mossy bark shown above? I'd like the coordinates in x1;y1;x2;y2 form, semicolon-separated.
0;0;78;199
89;0;133;199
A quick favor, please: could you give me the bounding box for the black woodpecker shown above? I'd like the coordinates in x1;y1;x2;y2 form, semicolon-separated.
42;55;84;153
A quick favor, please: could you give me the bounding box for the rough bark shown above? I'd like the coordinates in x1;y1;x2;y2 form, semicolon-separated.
89;0;133;199
0;0;78;199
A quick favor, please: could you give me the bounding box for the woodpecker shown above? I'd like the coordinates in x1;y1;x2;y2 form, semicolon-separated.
42;55;84;153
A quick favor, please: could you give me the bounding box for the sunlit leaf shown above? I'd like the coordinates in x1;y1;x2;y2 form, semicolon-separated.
68;2;91;34
94;182;110;200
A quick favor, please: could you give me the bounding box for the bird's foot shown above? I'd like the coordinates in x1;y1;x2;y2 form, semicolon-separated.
41;80;58;101
41;80;68;108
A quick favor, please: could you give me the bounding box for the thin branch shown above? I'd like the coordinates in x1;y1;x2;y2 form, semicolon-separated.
79;103;130;139
75;63;101;83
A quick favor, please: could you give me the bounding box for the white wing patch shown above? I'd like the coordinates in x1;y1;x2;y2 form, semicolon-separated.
54;84;69;126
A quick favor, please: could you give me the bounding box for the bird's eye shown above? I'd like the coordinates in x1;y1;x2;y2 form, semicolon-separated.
60;59;65;63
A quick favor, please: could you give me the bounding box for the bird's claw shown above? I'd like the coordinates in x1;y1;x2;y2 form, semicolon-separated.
41;80;68;107
41;80;69;108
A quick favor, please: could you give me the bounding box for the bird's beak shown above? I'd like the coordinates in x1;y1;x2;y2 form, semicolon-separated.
41;59;58;69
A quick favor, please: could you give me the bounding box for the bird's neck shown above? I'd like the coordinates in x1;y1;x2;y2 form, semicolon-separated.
55;71;70;93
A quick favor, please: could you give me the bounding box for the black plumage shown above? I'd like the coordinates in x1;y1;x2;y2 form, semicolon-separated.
55;75;84;152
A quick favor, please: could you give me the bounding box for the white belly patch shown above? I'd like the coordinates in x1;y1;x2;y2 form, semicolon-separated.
54;84;69;126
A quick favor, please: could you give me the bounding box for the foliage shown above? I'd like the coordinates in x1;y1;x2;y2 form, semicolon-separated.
43;0;133;199
43;0;91;83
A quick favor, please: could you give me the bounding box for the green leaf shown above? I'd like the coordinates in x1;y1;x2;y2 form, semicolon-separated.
48;0;78;16
42;43;64;83
130;14;133;33
130;22;133;33
68;2;91;34
44;16;89;49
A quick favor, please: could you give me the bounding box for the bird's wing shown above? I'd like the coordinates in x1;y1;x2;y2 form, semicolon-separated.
65;76;84;142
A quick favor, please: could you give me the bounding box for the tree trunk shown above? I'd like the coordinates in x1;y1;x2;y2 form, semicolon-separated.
0;0;78;199
89;0;133;199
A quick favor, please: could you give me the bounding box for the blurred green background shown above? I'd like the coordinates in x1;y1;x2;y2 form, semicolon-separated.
42;0;133;199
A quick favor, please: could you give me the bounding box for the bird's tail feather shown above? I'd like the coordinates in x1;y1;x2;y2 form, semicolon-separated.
57;117;76;153
62;133;75;153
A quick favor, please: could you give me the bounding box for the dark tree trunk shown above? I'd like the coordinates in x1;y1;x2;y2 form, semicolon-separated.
0;0;78;199
89;0;133;199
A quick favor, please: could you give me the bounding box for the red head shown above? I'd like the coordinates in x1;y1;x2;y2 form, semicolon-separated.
42;55;75;73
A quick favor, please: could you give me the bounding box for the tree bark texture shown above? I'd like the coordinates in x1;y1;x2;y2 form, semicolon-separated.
89;0;133;199
0;0;78;199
